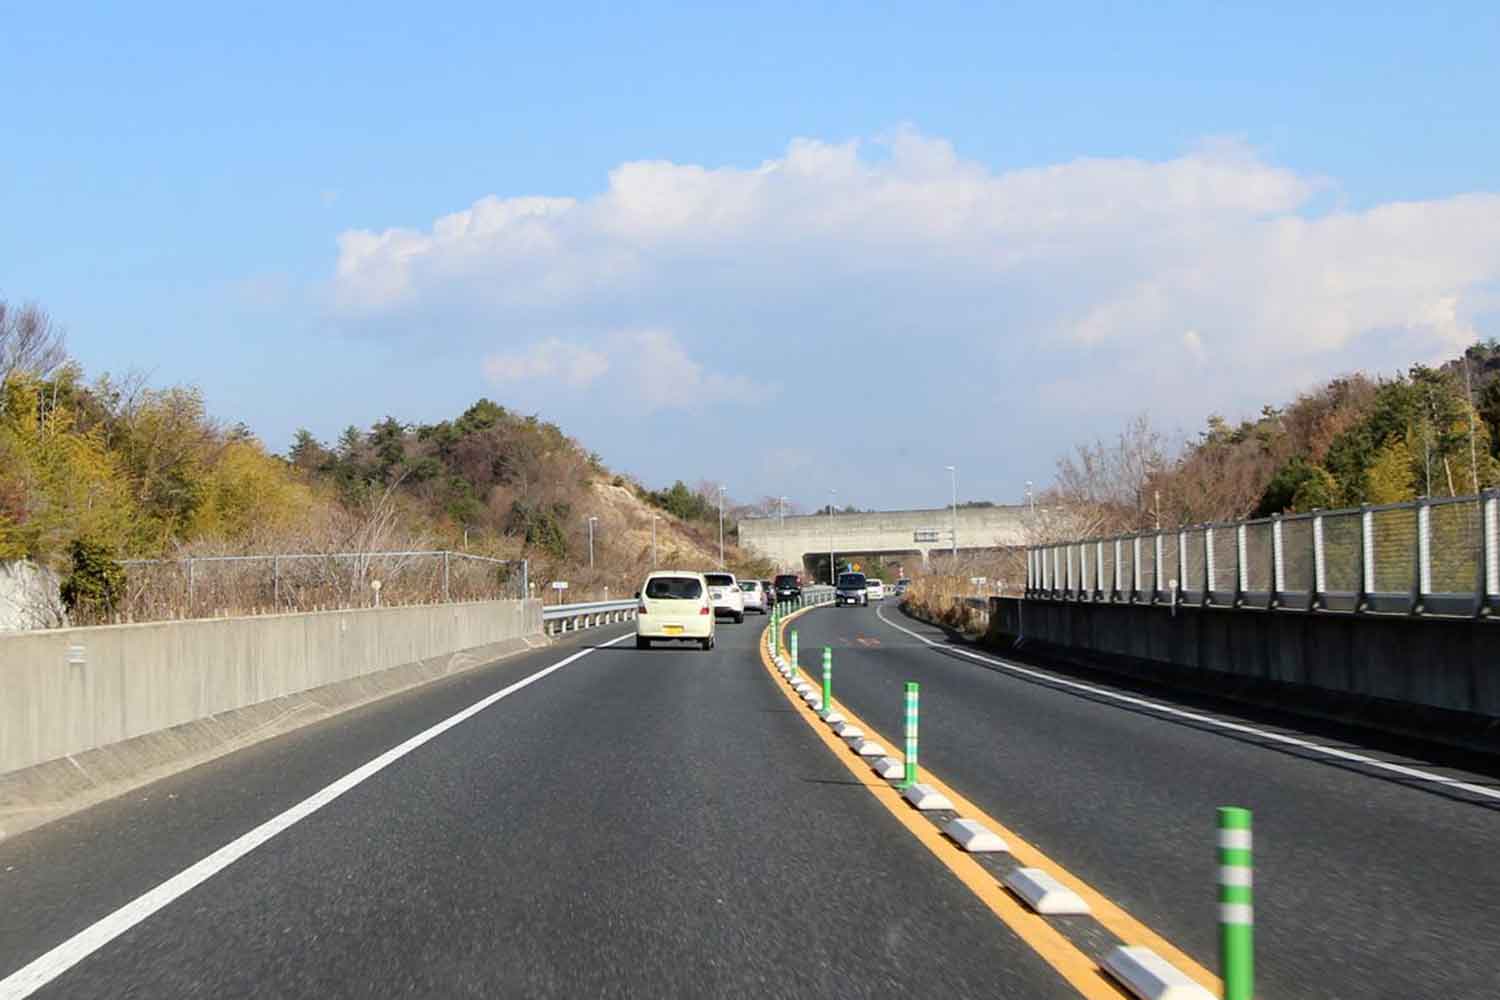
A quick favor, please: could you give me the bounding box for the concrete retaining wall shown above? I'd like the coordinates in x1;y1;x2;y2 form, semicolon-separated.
988;597;1500;749
0;599;542;778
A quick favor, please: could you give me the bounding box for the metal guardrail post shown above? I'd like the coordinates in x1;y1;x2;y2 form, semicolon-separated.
1235;524;1247;607
1154;532;1164;603
1271;517;1284;607
1417;499;1432;604
1132;536;1142;601
273;556;280;609
1204;526;1216;603
1312;513;1326;609
1360;509;1374;612
442;551;450;603
1113;538;1123;601
1178;530;1188;598
1096;539;1105;598
1484;493;1498;615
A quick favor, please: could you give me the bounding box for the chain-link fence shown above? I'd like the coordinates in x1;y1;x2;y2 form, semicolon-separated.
1027;492;1500;618
109;551;528;625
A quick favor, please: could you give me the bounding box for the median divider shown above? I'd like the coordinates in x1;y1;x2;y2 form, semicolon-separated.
761;594;1225;1000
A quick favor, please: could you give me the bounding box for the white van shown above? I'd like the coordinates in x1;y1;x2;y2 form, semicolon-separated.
702;571;745;622
636;571;715;650
866;579;886;600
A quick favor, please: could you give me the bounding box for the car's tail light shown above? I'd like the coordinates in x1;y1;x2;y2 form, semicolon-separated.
637;604;648;616
700;604;711;615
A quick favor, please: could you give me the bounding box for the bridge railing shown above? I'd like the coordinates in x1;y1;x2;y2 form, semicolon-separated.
1025;491;1500;619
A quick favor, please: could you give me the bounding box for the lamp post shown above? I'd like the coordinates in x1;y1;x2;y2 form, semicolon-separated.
718;486;727;568
828;488;837;584
652;515;659;567
778;495;788;528
588;516;598;571
1025;480;1035;516
946;465;958;566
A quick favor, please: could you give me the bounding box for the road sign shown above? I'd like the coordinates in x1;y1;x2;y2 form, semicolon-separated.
969;576;987;585
914;528;941;543
551;581;569;590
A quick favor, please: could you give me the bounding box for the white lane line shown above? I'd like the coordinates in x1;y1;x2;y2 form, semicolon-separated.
0;632;634;1000
876;607;1500;804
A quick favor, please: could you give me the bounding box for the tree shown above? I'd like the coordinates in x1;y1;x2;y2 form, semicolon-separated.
1365;437;1417;504
59;537;126;620
0;300;68;382
1290;466;1338;512
288;429;331;472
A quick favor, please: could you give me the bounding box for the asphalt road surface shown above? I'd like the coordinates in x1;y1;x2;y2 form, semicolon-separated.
791;600;1500;1000
2;613;1076;999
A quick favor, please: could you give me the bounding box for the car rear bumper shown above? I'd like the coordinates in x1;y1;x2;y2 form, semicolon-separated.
637;617;714;639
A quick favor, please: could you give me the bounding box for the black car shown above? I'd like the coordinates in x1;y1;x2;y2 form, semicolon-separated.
773;573;802;602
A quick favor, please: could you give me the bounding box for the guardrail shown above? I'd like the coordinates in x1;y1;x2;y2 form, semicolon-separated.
542;599;639;635
1026;490;1500;619
542;586;837;637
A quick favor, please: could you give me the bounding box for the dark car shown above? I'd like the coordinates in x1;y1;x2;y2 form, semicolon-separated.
773;573;802;602
835;571;868;607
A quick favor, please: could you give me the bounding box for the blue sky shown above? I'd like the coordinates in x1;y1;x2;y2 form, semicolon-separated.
4;2;1499;510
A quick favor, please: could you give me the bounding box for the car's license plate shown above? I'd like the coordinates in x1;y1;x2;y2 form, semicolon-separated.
663;625;684;635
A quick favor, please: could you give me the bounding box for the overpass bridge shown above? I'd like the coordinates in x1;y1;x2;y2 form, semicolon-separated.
739;504;1028;573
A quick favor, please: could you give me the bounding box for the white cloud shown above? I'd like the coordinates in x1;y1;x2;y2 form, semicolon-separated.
482;329;767;410
333;129;1500;438
483;338;609;387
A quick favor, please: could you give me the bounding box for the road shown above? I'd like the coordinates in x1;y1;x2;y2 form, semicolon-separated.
4;598;1499;998
789;600;1500;999
0;612;1071;999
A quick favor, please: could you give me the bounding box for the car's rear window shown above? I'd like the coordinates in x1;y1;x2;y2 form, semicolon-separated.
645;577;703;600
837;573;867;588
704;573;734;586
738;581;759;592
774;575;798;586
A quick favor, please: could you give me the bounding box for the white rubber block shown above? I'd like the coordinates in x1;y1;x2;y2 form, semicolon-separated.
832;722;863;739
943;818;1008;854
802;692;822;706
851;740;886;757
818;709;845;724
793;681;813;694
901;783;953;811
869;756;905;779
1003;867;1088;914
1100;947;1215;1000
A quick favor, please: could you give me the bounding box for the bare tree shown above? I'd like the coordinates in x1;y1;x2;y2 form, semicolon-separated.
1050;413;1174;535
0;300;68;382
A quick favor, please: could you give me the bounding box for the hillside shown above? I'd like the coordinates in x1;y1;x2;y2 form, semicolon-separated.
1044;341;1500;537
0;303;771;623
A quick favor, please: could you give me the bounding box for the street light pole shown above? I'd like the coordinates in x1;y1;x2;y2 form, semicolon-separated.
828;488;836;584
588;516;598;571
718;486;727;568
1025;480;1035;516
946;465;958;566
778;495;788;528
652;515;659;567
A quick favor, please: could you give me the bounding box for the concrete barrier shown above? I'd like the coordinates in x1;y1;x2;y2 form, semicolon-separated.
0;600;544;835
985;597;1500;753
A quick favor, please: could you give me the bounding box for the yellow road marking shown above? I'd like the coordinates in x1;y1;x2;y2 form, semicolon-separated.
762;610;1128;999
767;607;1221;996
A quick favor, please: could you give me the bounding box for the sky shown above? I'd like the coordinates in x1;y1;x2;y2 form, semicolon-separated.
4;2;1499;511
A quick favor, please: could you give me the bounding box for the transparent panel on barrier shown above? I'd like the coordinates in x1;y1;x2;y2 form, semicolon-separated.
1321;511;1361;593
1369;506;1417;594
1428;500;1481;594
1183;529;1207;591
1098;543;1115;593
1280;517;1313;592
1211;529;1237;591
1139;536;1158;593
1158;534;1179;591
1243;522;1272;592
